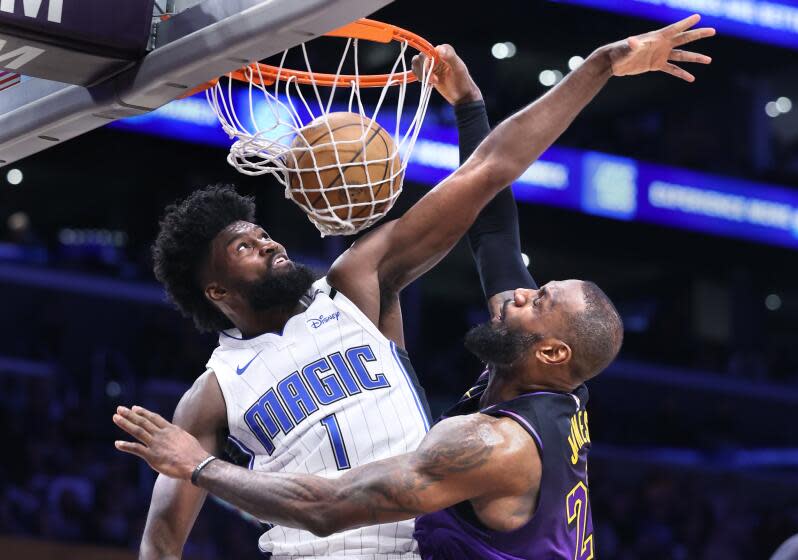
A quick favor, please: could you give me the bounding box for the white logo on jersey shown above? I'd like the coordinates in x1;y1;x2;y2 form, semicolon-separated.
244;344;389;455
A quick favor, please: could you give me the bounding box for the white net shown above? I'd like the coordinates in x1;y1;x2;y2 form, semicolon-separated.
206;28;435;236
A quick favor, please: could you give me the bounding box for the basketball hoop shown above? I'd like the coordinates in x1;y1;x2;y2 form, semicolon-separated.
193;19;437;236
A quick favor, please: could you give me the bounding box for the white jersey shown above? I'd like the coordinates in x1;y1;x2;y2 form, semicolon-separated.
207;278;429;559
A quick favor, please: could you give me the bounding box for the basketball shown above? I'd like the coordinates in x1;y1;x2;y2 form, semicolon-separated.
286;112;403;230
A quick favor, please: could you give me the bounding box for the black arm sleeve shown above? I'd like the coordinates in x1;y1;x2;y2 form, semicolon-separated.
457;100;538;298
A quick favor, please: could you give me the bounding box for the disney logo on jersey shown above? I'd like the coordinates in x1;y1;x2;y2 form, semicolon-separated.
307;311;341;329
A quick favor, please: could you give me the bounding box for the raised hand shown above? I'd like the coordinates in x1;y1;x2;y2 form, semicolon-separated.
412;44;482;106
606;14;715;82
113;405;209;480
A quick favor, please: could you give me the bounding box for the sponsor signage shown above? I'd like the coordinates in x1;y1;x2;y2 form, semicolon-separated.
111;94;798;251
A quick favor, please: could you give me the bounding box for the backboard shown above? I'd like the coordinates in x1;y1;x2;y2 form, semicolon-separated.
0;0;394;167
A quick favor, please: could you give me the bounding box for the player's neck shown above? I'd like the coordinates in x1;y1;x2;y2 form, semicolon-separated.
480;365;574;407
479;365;530;407
235;301;306;338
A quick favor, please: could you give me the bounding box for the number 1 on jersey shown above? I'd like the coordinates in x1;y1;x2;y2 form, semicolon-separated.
320;414;351;470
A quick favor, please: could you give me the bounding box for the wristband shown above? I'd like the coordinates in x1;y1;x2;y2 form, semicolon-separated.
191;455;217;486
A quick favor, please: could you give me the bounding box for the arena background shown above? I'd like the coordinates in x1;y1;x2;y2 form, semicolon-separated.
1;1;798;558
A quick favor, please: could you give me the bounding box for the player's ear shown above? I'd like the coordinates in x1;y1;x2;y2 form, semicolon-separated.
205;282;227;303
535;338;571;366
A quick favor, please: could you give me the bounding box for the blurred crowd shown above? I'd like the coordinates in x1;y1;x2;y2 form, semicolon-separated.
590;463;798;559
0;369;264;558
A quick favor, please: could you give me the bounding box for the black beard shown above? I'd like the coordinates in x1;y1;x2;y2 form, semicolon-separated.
464;321;542;368
240;263;317;311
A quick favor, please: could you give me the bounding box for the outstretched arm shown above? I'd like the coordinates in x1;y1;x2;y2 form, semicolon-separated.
424;45;538;311
329;16;714;323
460;100;536;299
114;406;538;537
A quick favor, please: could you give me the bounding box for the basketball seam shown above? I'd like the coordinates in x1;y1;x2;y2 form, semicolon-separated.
290;117;394;224
292;122;372;193
325;124;384;191
292;122;366;210
352;130;392;220
299;122;368;155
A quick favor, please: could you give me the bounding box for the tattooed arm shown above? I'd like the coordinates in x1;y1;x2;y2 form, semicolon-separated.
113;406;539;536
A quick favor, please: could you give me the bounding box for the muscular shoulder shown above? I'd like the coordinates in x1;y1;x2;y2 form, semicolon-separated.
327;221;400;328
486;415;541;493
418;413;540;496
172;369;228;450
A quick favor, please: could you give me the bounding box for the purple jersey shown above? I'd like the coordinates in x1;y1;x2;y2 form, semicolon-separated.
414;373;594;559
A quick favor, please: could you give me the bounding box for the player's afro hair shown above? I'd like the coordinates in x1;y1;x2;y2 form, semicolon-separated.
152;185;256;333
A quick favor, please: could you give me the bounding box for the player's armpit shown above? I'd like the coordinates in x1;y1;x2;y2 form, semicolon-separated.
326;236;385;328
139;370;227;559
326;227;408;348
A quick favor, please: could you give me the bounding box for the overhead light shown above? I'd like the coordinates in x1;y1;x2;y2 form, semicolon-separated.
505;42;517;58
106;381;122;398
765;294;782;311
491;43;508;59
491;42;517;60
767;97;793;118
539;69;557;86
776;96;792;114
6;168;22;185
7;212;29;232
568;55;585;70
521;253;531;267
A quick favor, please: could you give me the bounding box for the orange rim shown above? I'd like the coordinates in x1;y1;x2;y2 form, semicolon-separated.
182;19;436;98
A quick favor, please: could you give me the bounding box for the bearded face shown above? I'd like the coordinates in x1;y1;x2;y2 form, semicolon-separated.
236;262;317;311
464;321;542;368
